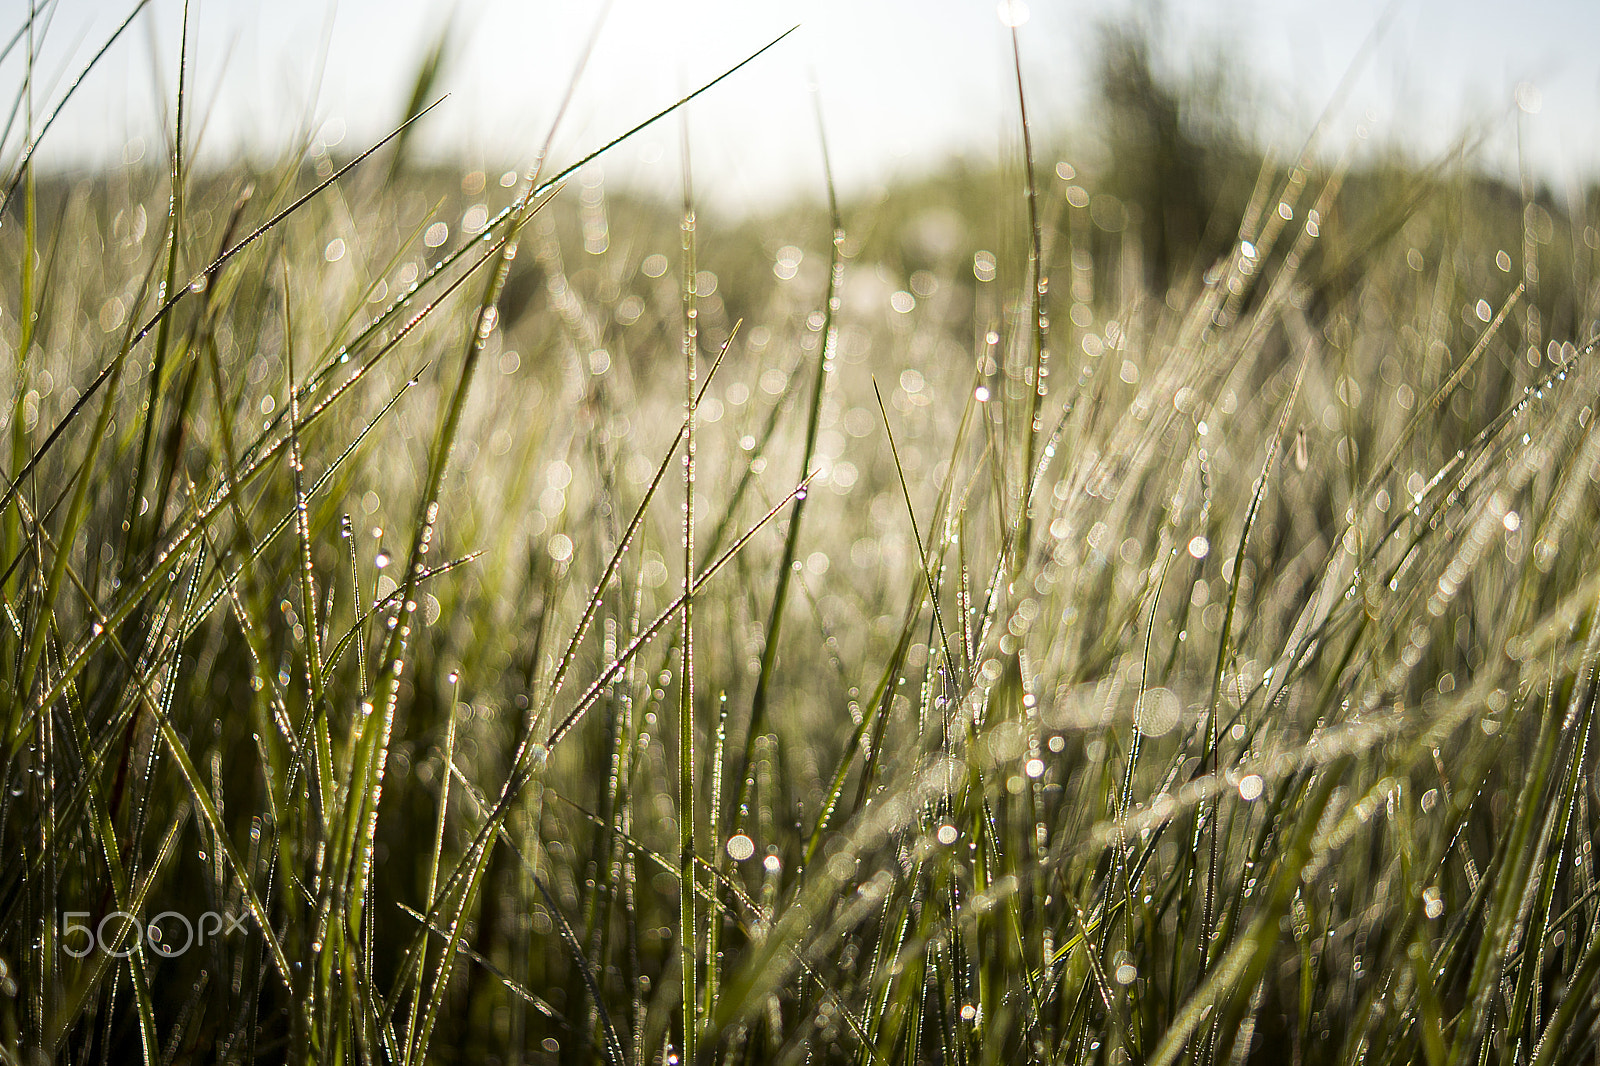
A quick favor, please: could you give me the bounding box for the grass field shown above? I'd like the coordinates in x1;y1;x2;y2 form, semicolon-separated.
5;6;1600;1064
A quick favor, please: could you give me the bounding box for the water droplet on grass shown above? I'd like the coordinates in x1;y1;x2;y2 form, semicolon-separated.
996;0;1029;26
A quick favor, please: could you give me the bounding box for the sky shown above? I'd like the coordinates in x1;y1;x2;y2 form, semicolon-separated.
15;0;1600;211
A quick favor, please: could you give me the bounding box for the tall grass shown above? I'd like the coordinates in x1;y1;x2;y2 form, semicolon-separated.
4;5;1600;1064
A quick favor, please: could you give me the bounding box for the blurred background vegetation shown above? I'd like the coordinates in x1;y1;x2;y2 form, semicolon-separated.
5;7;1600;1065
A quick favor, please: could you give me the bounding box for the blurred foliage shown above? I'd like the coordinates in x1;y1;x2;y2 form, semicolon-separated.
5;12;1600;1066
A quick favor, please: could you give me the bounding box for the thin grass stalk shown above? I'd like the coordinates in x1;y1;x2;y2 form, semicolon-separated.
732;95;844;838
126;0;190;574
676;113;700;1063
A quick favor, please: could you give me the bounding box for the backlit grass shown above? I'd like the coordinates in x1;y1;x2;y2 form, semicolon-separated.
3;6;1600;1064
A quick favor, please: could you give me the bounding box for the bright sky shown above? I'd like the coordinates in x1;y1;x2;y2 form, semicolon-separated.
21;0;1600;210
